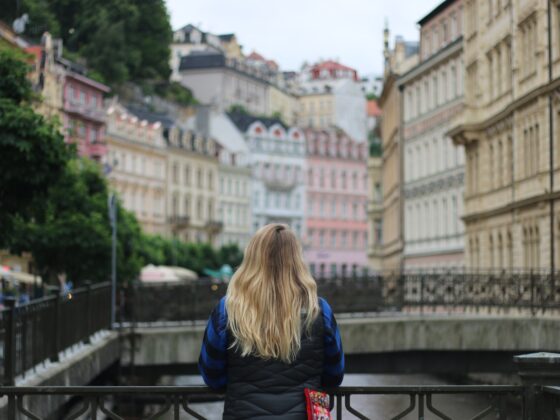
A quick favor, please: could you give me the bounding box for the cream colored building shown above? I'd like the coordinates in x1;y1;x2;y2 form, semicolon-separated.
367;140;383;270
269;84;299;125
449;0;560;270
379;27;419;272
400;0;466;269
186;109;252;248
104;103;167;235
297;79;367;142
166;125;221;245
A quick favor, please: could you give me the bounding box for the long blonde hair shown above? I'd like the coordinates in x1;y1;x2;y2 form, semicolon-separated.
226;224;319;363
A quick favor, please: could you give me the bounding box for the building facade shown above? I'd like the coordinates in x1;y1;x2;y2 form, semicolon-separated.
449;0;560;270
379;27;419;272
178;52;271;116
104;103;168;235
165;125;222;245
366;100;384;270
297;78;367;142
191;109;253;249
304;128;369;278
229;113;306;239
400;0;466;269
24;32;110;161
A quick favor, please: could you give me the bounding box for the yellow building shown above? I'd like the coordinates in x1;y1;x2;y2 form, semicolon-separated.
379;27;419;272
298;92;335;129
269;84;299;125
105;103;168;235
166;125;222;245
449;0;560;270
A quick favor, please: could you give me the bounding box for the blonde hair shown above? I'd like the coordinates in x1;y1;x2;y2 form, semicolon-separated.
226;224;319;363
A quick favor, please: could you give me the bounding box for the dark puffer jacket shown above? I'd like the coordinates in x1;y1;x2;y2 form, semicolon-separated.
199;297;344;419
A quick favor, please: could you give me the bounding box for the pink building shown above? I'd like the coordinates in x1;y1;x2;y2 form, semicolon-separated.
304;128;369;278
60;61;110;160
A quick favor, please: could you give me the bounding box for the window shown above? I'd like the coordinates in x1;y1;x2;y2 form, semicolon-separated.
90;128;98;143
374;219;382;244
254;191;260;208
331;231;337;248
78;123;86;138
184;196;190;216
197;168;203;188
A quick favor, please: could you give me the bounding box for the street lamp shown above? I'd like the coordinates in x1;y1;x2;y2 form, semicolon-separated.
108;193;117;327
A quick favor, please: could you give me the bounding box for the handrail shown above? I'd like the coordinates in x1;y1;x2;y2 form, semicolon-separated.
0;384;530;420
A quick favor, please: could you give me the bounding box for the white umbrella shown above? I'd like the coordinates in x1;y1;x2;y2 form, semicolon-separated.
140;265;180;283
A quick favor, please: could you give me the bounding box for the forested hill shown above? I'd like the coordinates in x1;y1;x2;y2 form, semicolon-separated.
3;0;173;87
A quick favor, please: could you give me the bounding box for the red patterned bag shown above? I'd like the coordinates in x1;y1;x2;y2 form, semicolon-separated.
304;388;332;420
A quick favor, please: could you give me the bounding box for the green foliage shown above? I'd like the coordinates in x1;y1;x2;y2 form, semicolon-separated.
10;160;112;284
0;48;70;246
9;160;146;286
9;0;173;86
139;235;244;276
366;92;378;101
154;82;197;107
228;104;249;115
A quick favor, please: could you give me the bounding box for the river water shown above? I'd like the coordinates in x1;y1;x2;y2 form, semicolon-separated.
166;374;522;419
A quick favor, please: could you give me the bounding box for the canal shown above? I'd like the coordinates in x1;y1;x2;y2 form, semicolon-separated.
163;373;522;419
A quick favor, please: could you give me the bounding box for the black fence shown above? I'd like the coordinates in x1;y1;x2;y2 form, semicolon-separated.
125;271;560;324
0;384;559;419
0;282;111;386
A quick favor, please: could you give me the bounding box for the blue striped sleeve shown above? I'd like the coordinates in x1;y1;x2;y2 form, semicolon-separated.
198;297;228;390
319;297;344;387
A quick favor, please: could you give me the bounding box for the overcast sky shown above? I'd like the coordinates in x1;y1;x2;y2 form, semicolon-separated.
166;0;442;78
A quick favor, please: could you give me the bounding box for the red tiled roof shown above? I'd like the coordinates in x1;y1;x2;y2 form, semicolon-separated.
247;51;266;61
367;100;381;117
312;60;356;73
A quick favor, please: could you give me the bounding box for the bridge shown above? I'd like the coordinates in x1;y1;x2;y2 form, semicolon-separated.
1;272;560;418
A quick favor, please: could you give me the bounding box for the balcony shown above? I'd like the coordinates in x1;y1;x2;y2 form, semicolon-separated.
64;98;106;123
262;175;298;192
205;220;223;233
168;215;190;233
86;141;107;159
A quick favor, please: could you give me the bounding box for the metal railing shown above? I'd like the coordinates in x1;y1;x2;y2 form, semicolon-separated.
0;282;111;386
124;271;560;324
0;385;531;420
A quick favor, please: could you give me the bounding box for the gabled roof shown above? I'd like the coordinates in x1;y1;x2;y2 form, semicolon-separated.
418;0;457;26
126;105;175;129
227;112;288;132
179;51;226;70
218;33;235;41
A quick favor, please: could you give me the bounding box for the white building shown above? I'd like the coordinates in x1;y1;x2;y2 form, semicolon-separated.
229;113;306;238
399;0;465;269
298;78;367;143
187;108;253;248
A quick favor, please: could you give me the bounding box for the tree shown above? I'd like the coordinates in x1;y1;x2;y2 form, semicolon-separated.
217;244;244;270
0;46;69;246
10;159;145;286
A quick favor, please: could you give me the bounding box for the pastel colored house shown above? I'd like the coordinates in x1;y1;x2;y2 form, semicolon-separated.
304;128;369;278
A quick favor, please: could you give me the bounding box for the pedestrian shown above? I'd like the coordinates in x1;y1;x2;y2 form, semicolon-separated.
199;223;344;419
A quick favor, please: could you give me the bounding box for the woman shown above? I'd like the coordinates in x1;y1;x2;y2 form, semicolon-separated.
199;224;344;419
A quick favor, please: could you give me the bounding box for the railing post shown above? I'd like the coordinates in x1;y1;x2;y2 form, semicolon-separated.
83;281;92;344
50;287;60;363
515;352;560;420
3;296;16;386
